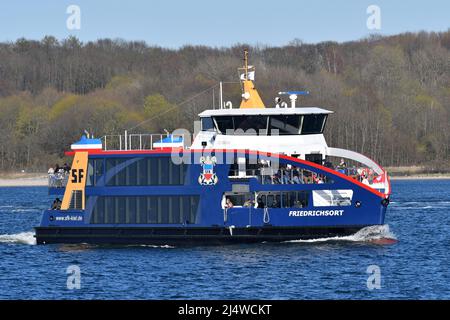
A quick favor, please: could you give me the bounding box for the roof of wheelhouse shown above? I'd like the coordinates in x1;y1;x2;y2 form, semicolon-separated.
198;107;333;117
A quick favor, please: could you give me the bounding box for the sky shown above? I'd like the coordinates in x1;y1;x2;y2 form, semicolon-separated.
0;0;448;47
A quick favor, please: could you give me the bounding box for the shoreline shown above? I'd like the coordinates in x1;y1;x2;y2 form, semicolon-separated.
0;174;47;187
389;175;450;180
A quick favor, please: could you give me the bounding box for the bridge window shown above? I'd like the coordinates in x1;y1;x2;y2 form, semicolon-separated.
214;116;234;134
233;115;268;134
212;114;327;135
269;115;301;135
301;114;327;134
201;117;215;131
91;195;199;224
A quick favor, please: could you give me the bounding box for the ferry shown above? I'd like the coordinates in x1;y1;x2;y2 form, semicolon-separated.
35;51;391;245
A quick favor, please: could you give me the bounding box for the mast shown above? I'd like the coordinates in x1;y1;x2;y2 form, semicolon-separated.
244;49;249;80
239;50;265;109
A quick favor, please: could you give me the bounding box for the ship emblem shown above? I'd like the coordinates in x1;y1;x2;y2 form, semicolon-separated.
198;156;218;185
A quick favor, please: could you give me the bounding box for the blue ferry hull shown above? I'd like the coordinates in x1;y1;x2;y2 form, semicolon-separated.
36;150;389;245
35;225;369;245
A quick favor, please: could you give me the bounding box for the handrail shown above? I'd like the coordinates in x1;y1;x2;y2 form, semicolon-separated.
48;172;69;188
100;133;185;151
325;147;390;195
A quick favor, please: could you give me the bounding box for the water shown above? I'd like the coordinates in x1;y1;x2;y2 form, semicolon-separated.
0;180;449;299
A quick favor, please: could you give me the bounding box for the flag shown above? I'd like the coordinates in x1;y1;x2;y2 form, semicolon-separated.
240;71;255;81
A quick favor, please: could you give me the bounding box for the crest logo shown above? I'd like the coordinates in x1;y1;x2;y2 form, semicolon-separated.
198;156;218;185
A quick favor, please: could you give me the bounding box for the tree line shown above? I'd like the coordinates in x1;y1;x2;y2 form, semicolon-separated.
0;31;449;172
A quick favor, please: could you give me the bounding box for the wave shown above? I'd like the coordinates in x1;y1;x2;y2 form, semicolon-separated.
285;224;397;244
0;231;36;245
138;244;175;249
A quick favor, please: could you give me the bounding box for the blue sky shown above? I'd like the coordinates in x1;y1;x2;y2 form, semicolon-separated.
0;0;448;47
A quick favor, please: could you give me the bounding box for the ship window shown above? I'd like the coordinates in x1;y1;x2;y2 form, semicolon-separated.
224;193;254;208
201;117;215;131
105;157;186;186
256;191;310;208
312;190;353;207
105;197;115;223
269;115;301;135
126;197;136;224
283;191;309;208
214;116;234;134
301;114;327;134
87;159;104;186
90;196;200;224
233;116;268;135
116;197;126;223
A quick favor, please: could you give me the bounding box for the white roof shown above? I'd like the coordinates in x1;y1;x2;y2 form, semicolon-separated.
199;107;333;117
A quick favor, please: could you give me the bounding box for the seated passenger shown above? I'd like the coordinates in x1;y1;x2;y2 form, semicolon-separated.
51;198;62;210
338;158;347;169
225;198;234;208
292;172;301;184
278;169;290;184
257;198;265;209
271;199;280;208
294;201;304;208
271;174;280;184
243;199;254;207
361;175;370;185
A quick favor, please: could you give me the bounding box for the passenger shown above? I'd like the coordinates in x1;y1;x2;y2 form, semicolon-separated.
51;198;62;210
294;200;304;208
279;169;289;184
324;161;334;170
271;173;280;184
257;198;265;209
361;175;370;185
271;199;280;208
243;199;254;207
225;198;234;208
292;172;301;184
48;167;54;175
63;163;71;173
338;158;347;169
54;164;60;174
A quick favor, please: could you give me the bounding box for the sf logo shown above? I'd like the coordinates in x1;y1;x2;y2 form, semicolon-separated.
71;169;84;183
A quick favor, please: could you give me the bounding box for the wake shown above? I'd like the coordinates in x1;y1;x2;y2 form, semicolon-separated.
285;224;397;244
0;231;36;245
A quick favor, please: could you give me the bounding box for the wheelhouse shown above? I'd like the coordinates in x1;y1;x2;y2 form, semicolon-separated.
200;107;331;136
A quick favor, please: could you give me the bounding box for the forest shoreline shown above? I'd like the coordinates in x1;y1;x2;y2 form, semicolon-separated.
1;171;450;187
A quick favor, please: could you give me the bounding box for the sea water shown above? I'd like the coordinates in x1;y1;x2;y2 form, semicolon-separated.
0;180;449;299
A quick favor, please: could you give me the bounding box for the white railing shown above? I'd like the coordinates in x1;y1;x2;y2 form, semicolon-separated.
48;172;69;188
101;133;185;151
